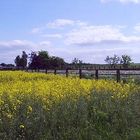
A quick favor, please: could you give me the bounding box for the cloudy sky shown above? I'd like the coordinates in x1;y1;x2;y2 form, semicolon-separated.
0;0;140;64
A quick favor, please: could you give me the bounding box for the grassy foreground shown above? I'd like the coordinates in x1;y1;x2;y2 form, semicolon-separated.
0;71;140;140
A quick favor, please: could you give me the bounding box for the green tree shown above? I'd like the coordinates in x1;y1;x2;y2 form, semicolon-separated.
15;55;21;67
29;51;50;69
15;51;28;69
28;50;66;69
120;55;132;68
38;51;49;69
105;54;120;68
28;51;38;69
72;58;79;65
21;51;28;69
50;56;65;69
72;58;83;69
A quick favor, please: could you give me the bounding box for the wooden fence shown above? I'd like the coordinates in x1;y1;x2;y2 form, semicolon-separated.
26;68;140;82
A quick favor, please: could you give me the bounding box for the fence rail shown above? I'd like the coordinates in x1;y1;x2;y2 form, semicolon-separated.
25;68;140;82
1;68;140;82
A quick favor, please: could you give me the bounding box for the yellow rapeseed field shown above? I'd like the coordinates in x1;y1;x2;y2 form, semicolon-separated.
0;71;140;140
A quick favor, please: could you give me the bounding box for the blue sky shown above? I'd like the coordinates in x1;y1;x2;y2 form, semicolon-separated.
0;0;140;64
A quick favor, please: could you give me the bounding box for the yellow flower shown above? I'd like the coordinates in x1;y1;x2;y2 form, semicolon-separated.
27;105;33;113
19;124;25;129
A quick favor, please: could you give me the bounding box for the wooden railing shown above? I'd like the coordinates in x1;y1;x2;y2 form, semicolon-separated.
1;68;140;82
26;68;140;82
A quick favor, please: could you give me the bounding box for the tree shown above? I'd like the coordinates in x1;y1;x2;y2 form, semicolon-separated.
21;51;28;69
38;51;49;69
120;55;132;68
15;51;28;69
105;56;112;65
72;58;83;69
15;55;21;67
105;54;120;67
72;58;79;65
49;56;65;69
29;51;50;69
29;51;41;69
28;50;67;69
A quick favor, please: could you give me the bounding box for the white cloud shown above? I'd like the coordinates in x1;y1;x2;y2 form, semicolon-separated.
46;19;87;29
65;25;140;46
0;40;53;63
0;39;140;64
31;19;88;39
0;40;52;52
0;40;36;50
31;28;42;34
26;19;140;63
134;23;140;32
41;34;63;39
47;19;75;28
51;45;140;63
101;0;140;4
39;41;52;46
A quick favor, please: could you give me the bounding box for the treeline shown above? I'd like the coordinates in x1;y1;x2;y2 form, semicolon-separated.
0;63;14;67
14;51;134;70
15;51;66;69
105;54;133;68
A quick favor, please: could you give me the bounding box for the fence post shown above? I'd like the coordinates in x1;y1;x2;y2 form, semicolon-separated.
116;69;120;82
95;70;98;80
79;69;82;79
54;69;57;75
45;69;47;74
66;69;69;77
